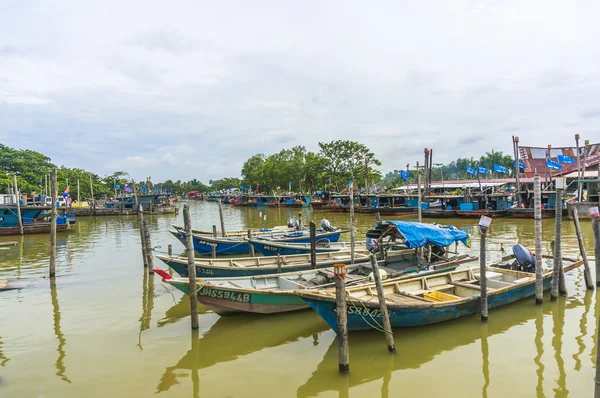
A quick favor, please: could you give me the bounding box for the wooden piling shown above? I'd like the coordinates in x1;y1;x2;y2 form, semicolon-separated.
479;226;488;321
50;168;57;278
76;179;80;207
142;220;154;274
89;174;95;215
376;212;381;222
297;212;303;230
350;183;355;265
247;230;255;257
334;263;349;372
168;244;173;257
369;254;395;352
592;216;600;287
551;186;562;300
211;225;217;258
417;173;422;223
218;199;226;237
277;253;282;273
138;210;148;267
12;175;23;236
534;175;543;304
183;204;199;329
310;222;317;269
571;207;594;289
513;136;522;207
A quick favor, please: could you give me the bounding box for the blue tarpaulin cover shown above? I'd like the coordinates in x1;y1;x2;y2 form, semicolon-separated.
383;220;470;248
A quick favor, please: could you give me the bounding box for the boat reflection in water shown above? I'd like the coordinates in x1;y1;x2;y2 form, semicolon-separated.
297;293;579;397
157;311;327;394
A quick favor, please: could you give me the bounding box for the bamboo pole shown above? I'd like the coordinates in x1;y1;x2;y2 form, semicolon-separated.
50;168;57;278
571;207;594;289
138;211;147;267
334;263;349;372
534;175;543;304
513;136;522;207
142;220;154;274
13;175;23;235
310;221;316;269
183;204;199;330
479;226;488;321
218;199;226;237
350;183;355;265
551;186;562;300
417;173;422;223
369;254;395;352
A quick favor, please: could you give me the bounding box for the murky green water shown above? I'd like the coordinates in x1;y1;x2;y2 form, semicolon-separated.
0;201;597;397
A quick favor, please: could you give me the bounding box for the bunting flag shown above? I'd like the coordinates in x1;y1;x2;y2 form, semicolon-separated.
557;154;575;164
400;170;409;181
493;164;509;174
546;159;563;170
62;186;70;198
478;166;489;175
123;185;132;193
466;166;477;176
140;186;147;192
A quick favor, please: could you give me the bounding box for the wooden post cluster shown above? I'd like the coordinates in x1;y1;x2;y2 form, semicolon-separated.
534;175;543;304
334;263;349;373
13;175;23;235
369;254;395;352
142;220;154;274
479;226;488;321
138;211;148;267
309;222;317;269
50;168;57;278
571;207;594;289
218;199;226;237
183;204;199;330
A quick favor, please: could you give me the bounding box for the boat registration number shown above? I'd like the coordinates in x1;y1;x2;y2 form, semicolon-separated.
335;305;381;317
199;287;250;303
196;239;218;248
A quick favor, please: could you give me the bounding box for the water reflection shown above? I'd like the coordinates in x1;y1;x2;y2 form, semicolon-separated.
0;336;9;366
553;297;568;397
157;312;327;394
138;271;155;350
50;278;71;383
157;295;209;328
297;297;581;397
191;329;200;398
574;288;593;371
534;304;545;397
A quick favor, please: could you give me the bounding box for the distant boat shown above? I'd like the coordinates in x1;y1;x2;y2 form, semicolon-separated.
298;255;582;331
0;204;71;236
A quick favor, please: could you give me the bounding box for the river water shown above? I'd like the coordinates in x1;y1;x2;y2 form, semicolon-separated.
0;200;597;397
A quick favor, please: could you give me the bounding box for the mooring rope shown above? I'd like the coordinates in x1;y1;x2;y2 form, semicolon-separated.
345;292;388;333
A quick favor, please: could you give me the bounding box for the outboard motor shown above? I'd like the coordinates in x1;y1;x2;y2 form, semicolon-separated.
511;244;536;272
321;219;335;232
365;237;379;252
287;218;295;228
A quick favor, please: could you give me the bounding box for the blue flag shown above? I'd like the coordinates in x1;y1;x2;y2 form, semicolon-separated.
546;159;563;170
466;166;477;176
493;164;508;174
114;184;120;189
514;160;526;170
478;166;489;175
557;154;575;164
400;170;409;181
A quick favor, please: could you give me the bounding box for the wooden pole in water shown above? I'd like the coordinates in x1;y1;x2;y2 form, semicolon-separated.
44;174;48;198
334;263;349;372
297;211;303;230
534;175;543;304
276;253;282;273
376;212;381;222
417;173;422;223
138;210;147;267
218;199;226;237
89;174;95;215
77;179;80;207
142;220;154;274
592;215;600;287
247;230;255;257
13;175;23;236
50;168;57;278
211;225;217;258
183;204;199;330
513;136;522;207
571;207;594;289
310;221;317;269
479;226;488;321
575;134;582;201
369;254;395;352
350;182;355;265
551;185;563;300
168;244;172;257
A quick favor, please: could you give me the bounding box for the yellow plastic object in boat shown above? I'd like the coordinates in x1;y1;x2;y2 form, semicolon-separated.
423;290;460;302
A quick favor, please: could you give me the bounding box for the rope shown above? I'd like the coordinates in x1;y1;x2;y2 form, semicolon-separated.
345;291;388;333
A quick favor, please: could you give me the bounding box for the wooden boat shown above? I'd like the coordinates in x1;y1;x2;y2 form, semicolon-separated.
169;226;348;256
454;209;508;218
160;257;468;315
421;209;458;218
297;255;583;331
0;223;69;236
354;206;415;216
248;239;362;256
156;251;371;278
170;225;293;238
507;208;555;218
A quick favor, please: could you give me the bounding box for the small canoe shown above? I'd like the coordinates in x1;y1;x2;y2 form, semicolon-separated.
156;251;371;278
162;261;463;316
297;255;583;331
248;239;363;257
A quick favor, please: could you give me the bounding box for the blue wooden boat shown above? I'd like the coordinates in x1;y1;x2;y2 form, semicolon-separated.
0;205;71;236
169;226;348;255
297;255;582;331
248;238;358;256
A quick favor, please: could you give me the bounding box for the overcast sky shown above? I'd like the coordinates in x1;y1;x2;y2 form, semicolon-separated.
1;1;599;182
